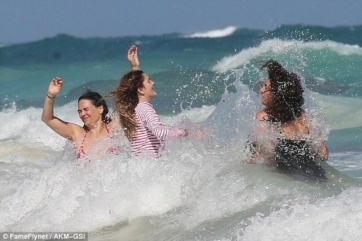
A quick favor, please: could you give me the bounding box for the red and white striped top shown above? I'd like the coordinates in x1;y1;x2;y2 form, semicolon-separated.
131;102;185;157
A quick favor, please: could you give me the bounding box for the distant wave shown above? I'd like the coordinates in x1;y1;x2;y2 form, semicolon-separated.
184;26;238;38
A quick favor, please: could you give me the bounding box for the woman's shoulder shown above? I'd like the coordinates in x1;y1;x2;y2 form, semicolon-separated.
256;110;270;121
136;101;153;108
136;102;156;114
69;124;87;142
297;111;308;125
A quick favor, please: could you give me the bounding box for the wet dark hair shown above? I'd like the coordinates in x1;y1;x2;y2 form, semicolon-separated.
261;60;304;123
78;90;111;124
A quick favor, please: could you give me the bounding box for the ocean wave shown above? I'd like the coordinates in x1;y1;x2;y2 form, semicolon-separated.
237;187;362;241
329;151;362;174
184;26;238;38
1;73;362;237
212;38;362;73
311;92;362;130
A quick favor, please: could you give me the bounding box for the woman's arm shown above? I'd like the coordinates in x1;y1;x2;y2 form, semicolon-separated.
246;137;276;164
303;112;329;161
247;110;277;163
41;77;81;141
137;103;187;139
316;141;329;161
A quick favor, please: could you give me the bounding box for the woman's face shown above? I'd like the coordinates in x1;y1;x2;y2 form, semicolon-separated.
77;99;103;127
260;78;273;108
139;73;157;100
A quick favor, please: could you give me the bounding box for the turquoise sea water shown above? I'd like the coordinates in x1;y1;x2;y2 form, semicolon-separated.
1;25;362;240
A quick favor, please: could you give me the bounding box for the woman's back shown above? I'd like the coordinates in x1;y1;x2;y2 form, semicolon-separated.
280;112;309;140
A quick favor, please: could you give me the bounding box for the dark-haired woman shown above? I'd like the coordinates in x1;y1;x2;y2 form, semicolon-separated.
42;77;119;159
251;60;329;180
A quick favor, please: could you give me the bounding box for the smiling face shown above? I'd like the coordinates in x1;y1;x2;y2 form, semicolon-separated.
138;73;157;102
260;78;273;108
77;99;103;127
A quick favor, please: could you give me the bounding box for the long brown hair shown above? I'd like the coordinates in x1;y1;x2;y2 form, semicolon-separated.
261;60;304;123
108;70;144;139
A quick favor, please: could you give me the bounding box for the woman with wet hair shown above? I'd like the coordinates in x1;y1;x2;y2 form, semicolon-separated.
257;60;305;123
251;60;329;180
108;46;188;157
42;77;118;159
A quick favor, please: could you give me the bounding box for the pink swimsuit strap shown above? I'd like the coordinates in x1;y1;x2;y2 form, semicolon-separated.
76;131;88;159
76;123;110;159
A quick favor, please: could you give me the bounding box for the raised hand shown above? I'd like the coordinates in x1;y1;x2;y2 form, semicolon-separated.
47;77;63;98
127;45;139;70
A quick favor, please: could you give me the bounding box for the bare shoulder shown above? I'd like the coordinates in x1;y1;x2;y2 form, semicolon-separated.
256;110;269;121
66;122;87;142
298;111;308;125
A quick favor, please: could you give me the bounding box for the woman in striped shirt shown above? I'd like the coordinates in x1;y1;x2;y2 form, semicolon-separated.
109;46;188;157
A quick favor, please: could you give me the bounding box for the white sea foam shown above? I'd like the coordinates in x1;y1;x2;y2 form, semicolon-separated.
184;26;238;38
236;187;362;241
212;39;362;72
1;27;362;240
161;105;215;125
0;102;80;151
0;73;361;237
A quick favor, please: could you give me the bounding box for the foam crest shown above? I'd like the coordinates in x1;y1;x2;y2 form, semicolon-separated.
212;39;362;73
0;104;30;140
0;102;81;150
185;26;238;38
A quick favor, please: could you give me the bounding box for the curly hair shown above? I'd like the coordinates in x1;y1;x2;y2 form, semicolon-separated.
261;60;304;123
108;70;144;139
78;90;111;124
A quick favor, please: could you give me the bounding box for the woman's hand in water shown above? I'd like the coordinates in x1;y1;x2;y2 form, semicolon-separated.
245;157;258;164
47;77;63;98
188;127;212;141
